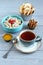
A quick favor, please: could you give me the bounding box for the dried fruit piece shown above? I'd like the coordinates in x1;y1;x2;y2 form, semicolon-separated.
9;19;16;24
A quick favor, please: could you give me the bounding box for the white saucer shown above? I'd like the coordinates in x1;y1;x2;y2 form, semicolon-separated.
14;36;41;53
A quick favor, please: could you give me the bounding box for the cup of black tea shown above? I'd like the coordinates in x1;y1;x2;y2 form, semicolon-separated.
19;30;42;47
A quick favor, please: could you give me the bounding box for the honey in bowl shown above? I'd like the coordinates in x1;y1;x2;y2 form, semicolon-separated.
20;31;35;41
3;33;13;42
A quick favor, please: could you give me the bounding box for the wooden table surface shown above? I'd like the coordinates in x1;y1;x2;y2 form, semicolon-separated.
0;0;43;65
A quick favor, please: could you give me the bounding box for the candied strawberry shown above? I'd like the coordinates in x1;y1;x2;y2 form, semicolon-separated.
9;19;16;24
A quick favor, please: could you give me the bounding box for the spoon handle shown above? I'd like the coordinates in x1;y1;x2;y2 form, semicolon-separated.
3;44;13;58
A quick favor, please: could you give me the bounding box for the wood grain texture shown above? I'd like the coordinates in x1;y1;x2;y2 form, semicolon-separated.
0;0;43;65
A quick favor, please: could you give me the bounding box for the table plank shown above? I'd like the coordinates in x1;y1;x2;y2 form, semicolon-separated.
0;49;43;59
0;0;43;65
0;51;43;65
0;25;43;50
0;58;43;65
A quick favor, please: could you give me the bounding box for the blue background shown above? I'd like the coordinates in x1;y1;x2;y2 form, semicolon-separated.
0;0;43;65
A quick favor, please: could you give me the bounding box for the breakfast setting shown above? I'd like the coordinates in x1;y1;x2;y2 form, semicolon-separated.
0;2;42;59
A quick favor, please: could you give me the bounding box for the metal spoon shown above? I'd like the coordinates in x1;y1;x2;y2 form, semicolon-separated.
3;38;18;59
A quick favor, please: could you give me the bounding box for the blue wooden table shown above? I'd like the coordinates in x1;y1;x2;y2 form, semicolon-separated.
0;0;43;65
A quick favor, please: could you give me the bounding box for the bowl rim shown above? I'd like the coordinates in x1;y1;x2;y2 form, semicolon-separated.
19;29;36;42
1;15;24;29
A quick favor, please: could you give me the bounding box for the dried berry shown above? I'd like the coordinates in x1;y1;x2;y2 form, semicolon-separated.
9;19;16;24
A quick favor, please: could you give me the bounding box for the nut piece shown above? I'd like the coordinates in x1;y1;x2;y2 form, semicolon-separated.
28;19;37;30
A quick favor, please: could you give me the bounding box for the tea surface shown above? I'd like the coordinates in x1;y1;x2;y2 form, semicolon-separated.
20;31;35;41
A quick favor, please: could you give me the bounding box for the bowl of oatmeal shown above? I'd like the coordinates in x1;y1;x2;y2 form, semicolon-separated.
20;3;35;21
1;15;23;33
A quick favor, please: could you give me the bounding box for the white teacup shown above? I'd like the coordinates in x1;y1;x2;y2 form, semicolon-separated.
18;30;42;46
12;30;42;47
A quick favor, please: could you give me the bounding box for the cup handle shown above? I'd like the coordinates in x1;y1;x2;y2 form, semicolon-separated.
35;36;42;42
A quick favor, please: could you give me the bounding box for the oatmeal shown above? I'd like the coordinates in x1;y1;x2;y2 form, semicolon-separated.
4;16;22;29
